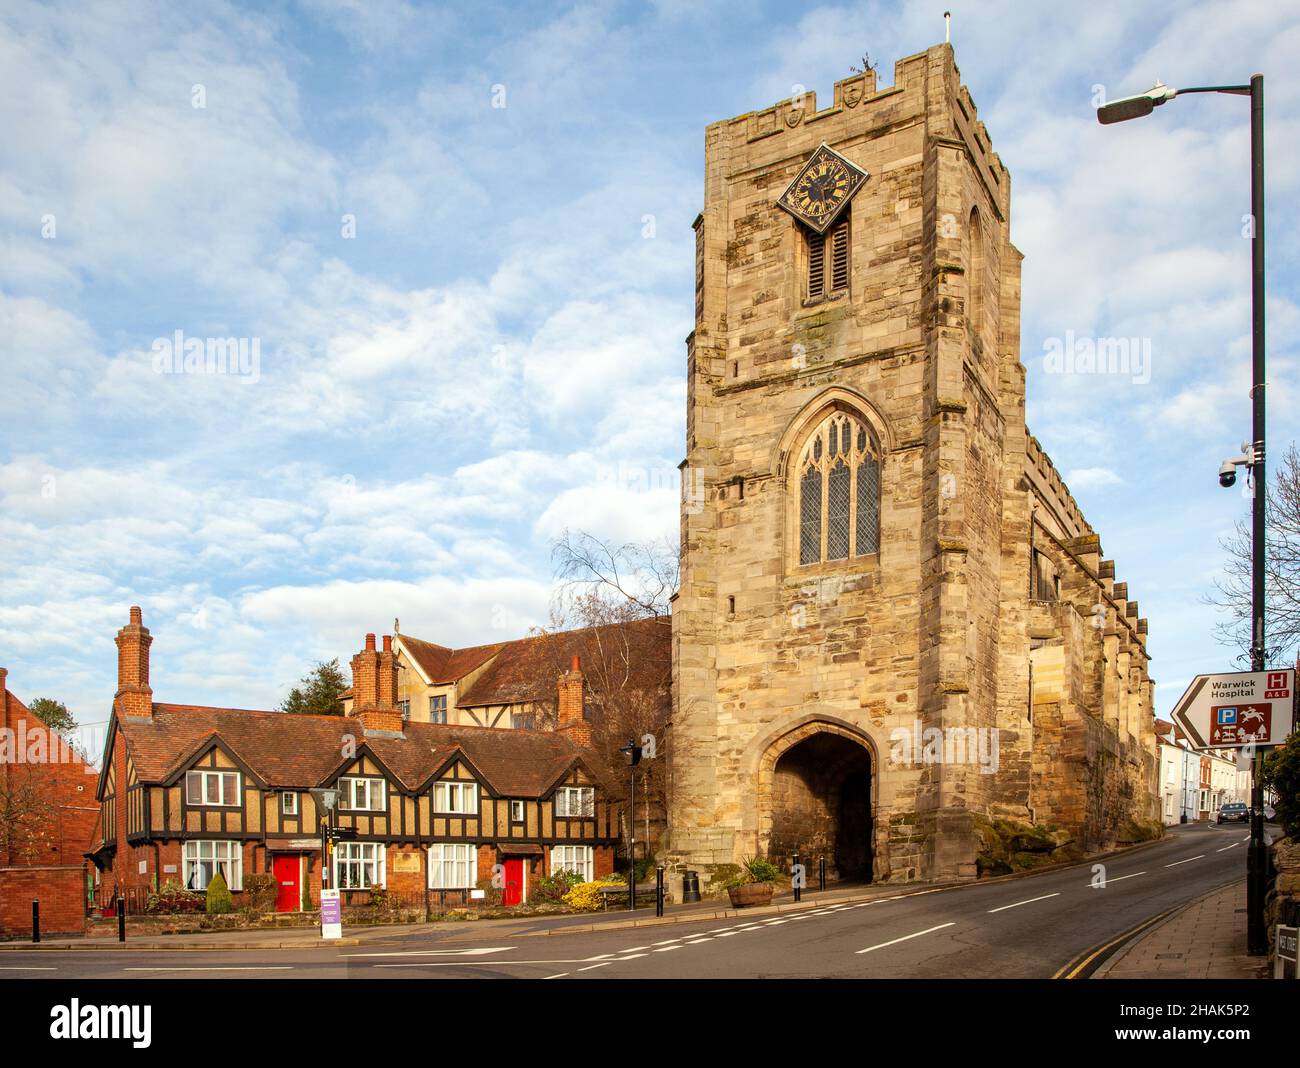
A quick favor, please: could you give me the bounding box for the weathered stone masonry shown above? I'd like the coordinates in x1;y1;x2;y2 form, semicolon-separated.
667;43;1158;885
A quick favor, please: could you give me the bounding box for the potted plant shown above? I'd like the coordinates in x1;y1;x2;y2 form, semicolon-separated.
726;855;780;907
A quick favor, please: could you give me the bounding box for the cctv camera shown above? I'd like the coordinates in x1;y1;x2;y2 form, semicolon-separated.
1219;461;1237;488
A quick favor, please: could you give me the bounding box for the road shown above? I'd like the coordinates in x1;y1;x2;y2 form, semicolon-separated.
1;823;1257;979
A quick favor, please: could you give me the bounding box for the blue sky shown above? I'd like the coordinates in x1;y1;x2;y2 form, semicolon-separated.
2;0;1298;754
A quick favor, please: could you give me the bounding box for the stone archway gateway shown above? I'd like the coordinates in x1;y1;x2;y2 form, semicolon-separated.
757;721;876;883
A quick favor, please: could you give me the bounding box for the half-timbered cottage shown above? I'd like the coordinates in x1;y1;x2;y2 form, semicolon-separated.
90;609;620;912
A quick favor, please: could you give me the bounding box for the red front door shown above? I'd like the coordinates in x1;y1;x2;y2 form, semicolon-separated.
502;858;525;906
274;855;301;912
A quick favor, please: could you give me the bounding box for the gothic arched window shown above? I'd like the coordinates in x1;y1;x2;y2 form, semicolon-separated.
795;410;880;566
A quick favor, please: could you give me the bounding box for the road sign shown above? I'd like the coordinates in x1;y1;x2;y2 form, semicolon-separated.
1170;669;1295;750
1276;925;1298;980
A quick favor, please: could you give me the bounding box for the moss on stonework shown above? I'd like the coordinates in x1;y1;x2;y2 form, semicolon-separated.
974;815;1081;876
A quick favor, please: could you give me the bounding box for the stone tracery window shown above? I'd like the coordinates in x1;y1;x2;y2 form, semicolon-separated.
796;410;880;566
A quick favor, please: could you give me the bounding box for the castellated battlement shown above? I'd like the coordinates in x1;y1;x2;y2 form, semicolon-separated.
1025;431;1091;540
711;45;1009;206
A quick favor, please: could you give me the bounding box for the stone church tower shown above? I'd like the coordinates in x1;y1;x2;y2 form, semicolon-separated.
669;43;1159;884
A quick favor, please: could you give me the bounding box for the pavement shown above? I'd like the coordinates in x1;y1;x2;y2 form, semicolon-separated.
1095;879;1267;980
0;822;1265;978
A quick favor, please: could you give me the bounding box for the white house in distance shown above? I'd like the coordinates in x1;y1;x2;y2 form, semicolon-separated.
1154;719;1246;825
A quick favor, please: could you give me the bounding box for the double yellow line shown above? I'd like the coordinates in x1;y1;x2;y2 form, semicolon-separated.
1052;905;1183;979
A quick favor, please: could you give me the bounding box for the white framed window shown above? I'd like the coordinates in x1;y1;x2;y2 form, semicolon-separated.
429;694;448;724
335;842;385;889
428;843;476;889
338;776;386;812
281;792;298;816
510;800;526;823
432;780;477;814
185;769;240;807
554;786;595;818
398;699;410;720
184;840;243;891
551;845;593;882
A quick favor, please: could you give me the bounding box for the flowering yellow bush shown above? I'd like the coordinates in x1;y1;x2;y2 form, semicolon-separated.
563;881;605;912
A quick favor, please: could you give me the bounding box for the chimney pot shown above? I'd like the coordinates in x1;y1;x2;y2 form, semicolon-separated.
570;654;581;673
365;633;376;651
129;605;143;625
383;635;392;652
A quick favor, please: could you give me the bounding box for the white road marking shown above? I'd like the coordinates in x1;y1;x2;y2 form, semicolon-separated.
856;923;955;955
543;973;568;980
0;966;56;971
1217;842;1241;852
124;966;294;972
988;893;1060;914
686;938;711;944
1164;855;1206;867
344;947;514;958
578;962;613;971
1098;871;1146;884
653;946;682;953
621;945;652;951
617;953;647;960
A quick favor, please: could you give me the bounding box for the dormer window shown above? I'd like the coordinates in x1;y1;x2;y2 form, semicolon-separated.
432;780;477;814
554;786;595;817
338;776;386;812
185;769;240;807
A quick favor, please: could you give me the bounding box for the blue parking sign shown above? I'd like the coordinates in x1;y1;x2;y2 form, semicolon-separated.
1217;707;1238;725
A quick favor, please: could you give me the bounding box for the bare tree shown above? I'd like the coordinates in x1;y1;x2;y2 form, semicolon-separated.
544;532;676;856
551;530;677;620
1210;442;1300;664
0;767;59;865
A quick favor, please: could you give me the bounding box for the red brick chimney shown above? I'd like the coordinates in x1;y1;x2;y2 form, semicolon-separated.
557;654;591;746
114;606;154;719
350;633;402;734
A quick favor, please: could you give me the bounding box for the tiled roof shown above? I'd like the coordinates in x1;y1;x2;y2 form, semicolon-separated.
398;635;505;685
116;704;599;798
456;617;671;708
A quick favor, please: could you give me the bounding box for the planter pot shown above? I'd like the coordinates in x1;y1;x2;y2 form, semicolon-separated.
727;882;775;908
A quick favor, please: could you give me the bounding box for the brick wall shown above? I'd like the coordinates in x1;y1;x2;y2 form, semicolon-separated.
0;866;86;938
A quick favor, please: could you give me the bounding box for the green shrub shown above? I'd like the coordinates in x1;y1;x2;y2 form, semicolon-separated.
530;869;582;904
1263;739;1300;839
741;855;781;884
145;878;204;914
205;870;233;915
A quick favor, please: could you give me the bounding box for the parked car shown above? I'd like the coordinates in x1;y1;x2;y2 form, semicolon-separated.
1216;802;1250;825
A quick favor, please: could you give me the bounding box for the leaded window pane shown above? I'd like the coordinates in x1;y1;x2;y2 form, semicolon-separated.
800;466;822;565
856;457;880;555
827;462;850;560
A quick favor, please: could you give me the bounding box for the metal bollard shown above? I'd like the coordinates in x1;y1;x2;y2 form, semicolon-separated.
655;866;664;917
117;897;126;942
31;900;39;944
792;853;801;903
819;855;827;893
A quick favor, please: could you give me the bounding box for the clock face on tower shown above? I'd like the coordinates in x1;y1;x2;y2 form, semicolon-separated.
777;144;869;234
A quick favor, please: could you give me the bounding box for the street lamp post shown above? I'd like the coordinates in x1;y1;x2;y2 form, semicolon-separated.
1099;74;1269;954
620;738;642;912
310;787;341;893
